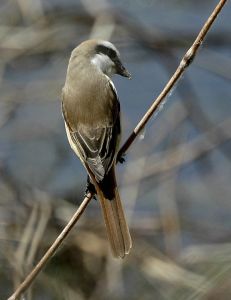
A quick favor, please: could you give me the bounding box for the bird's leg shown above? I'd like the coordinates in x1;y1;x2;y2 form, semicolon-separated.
117;152;126;164
85;175;97;200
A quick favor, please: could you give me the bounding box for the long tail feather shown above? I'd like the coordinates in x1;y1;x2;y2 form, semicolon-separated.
94;167;132;258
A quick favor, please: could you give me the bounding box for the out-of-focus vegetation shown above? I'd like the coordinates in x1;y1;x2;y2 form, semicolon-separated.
1;0;231;299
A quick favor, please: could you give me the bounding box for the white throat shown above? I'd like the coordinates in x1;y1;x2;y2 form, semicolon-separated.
91;53;115;77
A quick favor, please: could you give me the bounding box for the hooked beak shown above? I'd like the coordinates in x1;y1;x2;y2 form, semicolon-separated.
116;59;131;79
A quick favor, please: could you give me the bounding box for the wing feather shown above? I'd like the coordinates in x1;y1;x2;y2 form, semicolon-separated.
70;121;120;181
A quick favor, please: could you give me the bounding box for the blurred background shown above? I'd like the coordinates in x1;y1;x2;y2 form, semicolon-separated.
0;0;231;299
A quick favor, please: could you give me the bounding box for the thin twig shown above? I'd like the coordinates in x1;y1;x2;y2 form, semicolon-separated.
8;194;92;300
124;117;231;185
118;0;227;158
7;1;227;299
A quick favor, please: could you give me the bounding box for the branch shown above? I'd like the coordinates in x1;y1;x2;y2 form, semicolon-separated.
8;194;92;300
8;1;227;299
118;0;227;158
124;117;231;185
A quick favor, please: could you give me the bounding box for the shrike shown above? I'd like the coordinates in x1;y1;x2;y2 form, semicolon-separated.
62;39;132;258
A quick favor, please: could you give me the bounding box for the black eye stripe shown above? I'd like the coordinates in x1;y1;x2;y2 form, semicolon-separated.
95;45;117;60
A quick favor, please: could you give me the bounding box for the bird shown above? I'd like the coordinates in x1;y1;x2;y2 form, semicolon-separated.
61;39;132;258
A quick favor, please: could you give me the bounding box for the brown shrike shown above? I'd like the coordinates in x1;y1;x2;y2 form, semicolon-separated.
62;39;132;258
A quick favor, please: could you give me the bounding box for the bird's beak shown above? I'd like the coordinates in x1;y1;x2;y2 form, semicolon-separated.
116;59;131;79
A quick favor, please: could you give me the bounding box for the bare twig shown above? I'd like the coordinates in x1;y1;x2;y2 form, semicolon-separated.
7;1;227;299
8;194;92;300
124;116;231;185
118;0;227;158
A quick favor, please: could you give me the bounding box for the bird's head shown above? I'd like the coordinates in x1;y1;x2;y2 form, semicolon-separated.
71;39;131;79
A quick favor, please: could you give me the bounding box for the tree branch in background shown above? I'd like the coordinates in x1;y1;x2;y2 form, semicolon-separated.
7;0;228;299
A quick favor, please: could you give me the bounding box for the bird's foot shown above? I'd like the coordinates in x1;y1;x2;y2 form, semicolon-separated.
117;152;126;164
84;176;97;200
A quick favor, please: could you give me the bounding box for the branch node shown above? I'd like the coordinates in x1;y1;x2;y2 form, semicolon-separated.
180;48;195;69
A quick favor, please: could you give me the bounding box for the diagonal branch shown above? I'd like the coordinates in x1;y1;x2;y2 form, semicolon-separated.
118;0;227;158
7;1;228;299
8;194;92;300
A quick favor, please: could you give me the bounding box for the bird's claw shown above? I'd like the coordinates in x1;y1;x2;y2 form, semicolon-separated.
85;176;97;200
117;152;126;164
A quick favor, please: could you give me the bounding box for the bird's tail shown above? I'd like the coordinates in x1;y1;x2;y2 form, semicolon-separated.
94;166;132;258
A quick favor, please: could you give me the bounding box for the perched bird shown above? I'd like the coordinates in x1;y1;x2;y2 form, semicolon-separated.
62;39;132;258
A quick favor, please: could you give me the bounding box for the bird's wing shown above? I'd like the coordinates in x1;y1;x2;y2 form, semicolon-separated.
62;83;121;182
72;121;120;181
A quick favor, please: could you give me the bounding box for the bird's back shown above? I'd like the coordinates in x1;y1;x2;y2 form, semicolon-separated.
62;57;119;131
